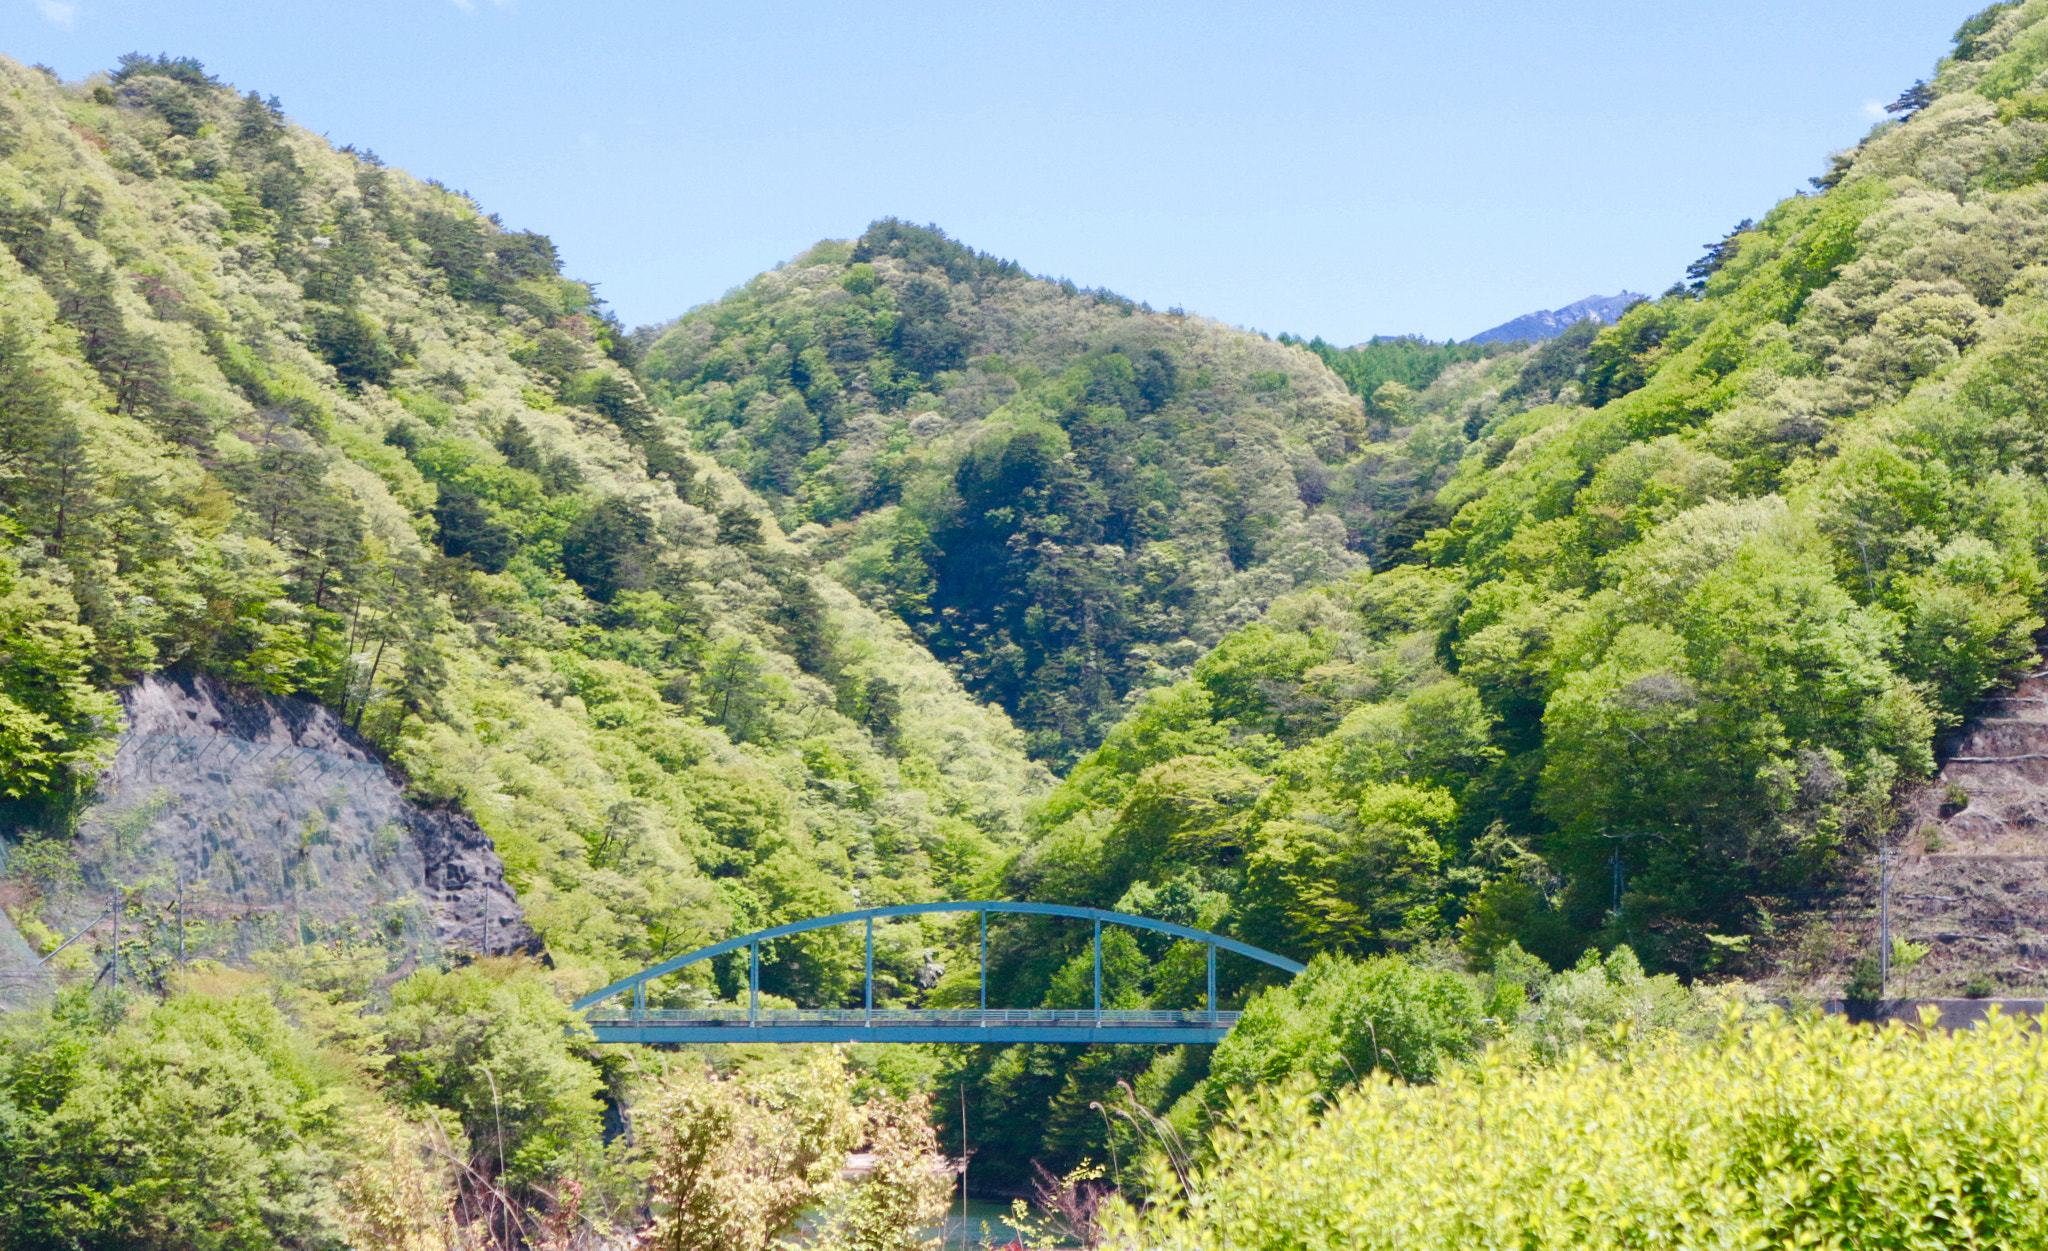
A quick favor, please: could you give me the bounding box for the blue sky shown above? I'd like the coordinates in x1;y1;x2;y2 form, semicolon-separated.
3;0;1990;342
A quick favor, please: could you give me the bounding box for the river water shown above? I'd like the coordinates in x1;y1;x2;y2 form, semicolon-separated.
935;1196;1042;1247
792;1195;1075;1248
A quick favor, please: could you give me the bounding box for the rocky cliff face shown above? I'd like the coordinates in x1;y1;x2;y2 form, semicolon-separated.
0;673;535;1005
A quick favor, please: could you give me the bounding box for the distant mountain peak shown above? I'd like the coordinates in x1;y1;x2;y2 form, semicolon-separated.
1464;292;1647;345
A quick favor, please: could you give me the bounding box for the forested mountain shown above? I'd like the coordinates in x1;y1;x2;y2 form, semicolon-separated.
15;3;2048;1238
0;53;1048;1005
1277;331;1511;399
940;0;2048;1180
636;229;1474;765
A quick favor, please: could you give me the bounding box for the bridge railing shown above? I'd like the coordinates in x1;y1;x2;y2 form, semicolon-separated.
583;1007;1244;1027
574;901;1304;1042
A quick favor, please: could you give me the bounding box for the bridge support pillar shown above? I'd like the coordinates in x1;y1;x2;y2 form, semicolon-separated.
749;942;759;1024
865;917;874;1026
1093;918;1102;1025
979;910;987;1017
633;982;645;1021
1208;944;1216;1024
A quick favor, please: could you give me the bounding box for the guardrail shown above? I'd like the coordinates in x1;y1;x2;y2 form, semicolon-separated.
581;1005;1247;1044
584;1008;1243;1027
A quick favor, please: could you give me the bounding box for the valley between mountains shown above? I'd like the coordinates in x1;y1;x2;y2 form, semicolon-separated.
11;8;2048;1244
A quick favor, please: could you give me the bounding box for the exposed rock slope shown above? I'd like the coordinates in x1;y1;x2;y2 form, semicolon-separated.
0;673;534;1005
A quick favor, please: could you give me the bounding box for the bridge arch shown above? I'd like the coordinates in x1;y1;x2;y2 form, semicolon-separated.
572;901;1305;1045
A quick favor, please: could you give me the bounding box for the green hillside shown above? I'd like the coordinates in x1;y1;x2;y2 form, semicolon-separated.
1280;332;1512;405
936;0;2048;1180
13;4;2048;1241
0;53;1047;1001
637;225;1476;765
1004;0;2048;977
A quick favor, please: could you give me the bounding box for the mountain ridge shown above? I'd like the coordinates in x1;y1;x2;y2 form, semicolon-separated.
1465;290;1647;344
636;220;1485;765
0;54;1048;1008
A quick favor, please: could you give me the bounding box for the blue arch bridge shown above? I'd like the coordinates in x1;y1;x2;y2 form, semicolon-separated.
573;902;1305;1045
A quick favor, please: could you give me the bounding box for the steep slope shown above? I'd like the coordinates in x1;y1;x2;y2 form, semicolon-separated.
0;672;539;1009
1021;0;2048;980
944;0;2048;1180
1767;655;2048;999
0;54;1048;999
637;223;1473;764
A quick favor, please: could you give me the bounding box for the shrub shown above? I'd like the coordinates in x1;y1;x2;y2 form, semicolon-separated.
0;983;355;1250
1111;1009;2048;1250
1186;952;1487;1109
380;959;605;1194
635;1051;951;1251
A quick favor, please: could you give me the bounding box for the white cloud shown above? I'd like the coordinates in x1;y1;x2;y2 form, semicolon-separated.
33;0;77;28
1862;99;1889;120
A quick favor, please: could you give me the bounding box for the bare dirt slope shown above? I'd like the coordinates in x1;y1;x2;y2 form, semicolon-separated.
1774;663;2048;998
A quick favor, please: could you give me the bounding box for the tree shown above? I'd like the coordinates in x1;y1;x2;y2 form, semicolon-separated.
0;319;99;561
636;1053;948;1251
1195;952;1485;1102
380;960;605;1197
1885;79;1935;118
0;985;353;1251
497;417;544;474
1685;219;1754;291
0;552;118;813
1237;784;1452;960
433;486;516;574
310;304;401;390
696;635;785;746
561;496;654;602
583;371;656;441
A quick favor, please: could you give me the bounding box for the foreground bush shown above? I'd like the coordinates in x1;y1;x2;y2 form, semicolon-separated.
0;984;356;1250
1110;1009;2048;1250
636;1051;952;1251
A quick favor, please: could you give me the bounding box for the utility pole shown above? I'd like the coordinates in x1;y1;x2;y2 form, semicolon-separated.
1878;848;1901;999
1601;832;1660;918
958;1084;968;1251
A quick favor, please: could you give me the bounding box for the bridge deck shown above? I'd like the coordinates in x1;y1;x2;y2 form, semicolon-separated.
585;1007;1242;1045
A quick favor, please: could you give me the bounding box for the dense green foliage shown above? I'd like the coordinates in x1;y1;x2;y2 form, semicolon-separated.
0;961;960;1250
946;1;2048;1181
0;960;625;1249
0;983;361;1249
0;55;1047;1003
1278;333;1511;409
1109;1009;2048;1251
995;0;2048;986
17;5;2048;1237
638;224;1479;765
